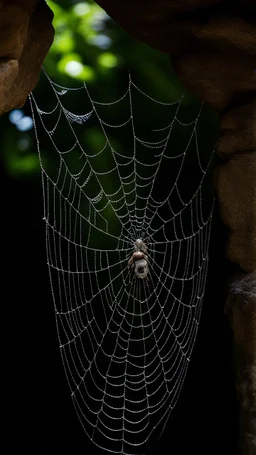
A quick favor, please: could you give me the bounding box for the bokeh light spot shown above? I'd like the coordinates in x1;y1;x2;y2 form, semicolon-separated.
9;109;24;125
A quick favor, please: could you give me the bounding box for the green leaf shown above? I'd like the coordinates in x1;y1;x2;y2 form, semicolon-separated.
98;52;119;68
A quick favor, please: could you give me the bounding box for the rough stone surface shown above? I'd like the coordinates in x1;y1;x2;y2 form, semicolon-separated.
226;273;256;455
218;95;256;157
173;49;256;110
0;0;54;115
216;153;256;272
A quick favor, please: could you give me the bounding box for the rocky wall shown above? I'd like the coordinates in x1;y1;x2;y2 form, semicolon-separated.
0;0;54;115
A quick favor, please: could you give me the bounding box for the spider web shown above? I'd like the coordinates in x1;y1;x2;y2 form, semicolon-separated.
30;71;215;455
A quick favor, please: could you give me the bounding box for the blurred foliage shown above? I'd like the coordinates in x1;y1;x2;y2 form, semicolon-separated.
0;0;219;179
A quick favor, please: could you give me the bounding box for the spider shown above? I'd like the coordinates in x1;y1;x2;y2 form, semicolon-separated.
128;239;149;279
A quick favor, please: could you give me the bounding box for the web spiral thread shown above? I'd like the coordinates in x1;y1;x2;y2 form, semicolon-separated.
30;71;215;455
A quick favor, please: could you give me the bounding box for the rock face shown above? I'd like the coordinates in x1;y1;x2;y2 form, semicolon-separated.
217;153;256;271
0;0;54;115
96;1;256;454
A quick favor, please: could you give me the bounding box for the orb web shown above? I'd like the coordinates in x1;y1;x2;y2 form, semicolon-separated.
30;71;215;454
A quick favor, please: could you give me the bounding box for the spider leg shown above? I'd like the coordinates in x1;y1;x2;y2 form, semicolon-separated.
128;256;134;267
